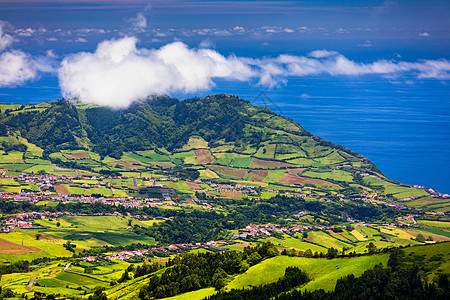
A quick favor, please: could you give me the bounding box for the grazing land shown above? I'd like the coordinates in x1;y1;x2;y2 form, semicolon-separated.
0;238;41;254
0;95;448;299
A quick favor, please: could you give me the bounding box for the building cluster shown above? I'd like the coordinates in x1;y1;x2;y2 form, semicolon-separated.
394;214;418;226
233;223;337;239
80;241;228;262
414;185;449;198
1;210;160;232
198;181;258;195
1;211;71;232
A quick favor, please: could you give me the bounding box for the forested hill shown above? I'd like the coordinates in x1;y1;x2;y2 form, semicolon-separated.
0;93;413;194
0;94;366;161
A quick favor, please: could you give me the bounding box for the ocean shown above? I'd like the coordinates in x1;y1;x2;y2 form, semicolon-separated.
206;75;450;194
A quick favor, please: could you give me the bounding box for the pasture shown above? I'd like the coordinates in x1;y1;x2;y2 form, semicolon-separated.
226;254;388;292
0;231;72;263
194;149;215;164
302;169;353;183
0;237;41;254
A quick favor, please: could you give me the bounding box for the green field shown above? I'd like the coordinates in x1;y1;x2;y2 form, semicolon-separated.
137;150;171;162
363;176;427;199
306;231;353;251
0;231;73;263
302;169;353;183
262;169;288;183
401;242;450;283
226;254;389;292
180;137;209;151
402;197;450;212
0;150;24;163
268;235;327;253
313;151;347;165
230;157;253;168
65;232;156;246
417;220;450;230
36;271;107;289
32;215;157;250
213;152;235;166
61;216;131;231
163;288;216;300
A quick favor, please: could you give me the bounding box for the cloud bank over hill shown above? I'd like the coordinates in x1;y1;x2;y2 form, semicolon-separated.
58;37;254;108
58;37;450;108
1;21;449;108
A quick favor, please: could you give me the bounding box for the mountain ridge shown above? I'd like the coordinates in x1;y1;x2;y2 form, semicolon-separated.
0;94;427;197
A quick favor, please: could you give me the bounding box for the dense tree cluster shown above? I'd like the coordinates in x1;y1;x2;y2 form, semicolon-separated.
0;95;254;157
138;242;279;299
1;141;27;152
134;262;163;278
0;94;352;161
0;260;29;275
2;100;82;153
0;287;15;300
135;211;233;244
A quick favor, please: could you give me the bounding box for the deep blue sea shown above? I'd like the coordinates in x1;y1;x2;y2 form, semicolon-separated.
208;76;450;194
0;40;449;194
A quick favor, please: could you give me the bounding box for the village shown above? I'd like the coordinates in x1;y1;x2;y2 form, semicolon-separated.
80;240;229;262
0;171;427;207
1;171;448;235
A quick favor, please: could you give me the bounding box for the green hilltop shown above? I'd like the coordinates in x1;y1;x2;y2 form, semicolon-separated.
0;94;426;199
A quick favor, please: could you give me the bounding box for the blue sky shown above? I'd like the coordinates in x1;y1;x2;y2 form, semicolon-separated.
1;0;449;52
0;0;449;192
1;0;449;104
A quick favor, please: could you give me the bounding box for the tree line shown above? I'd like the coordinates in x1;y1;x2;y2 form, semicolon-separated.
138;242;279;299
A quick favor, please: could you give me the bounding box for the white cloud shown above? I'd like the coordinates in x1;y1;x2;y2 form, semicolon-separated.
213;30;232;36
308;50;338;58
128;13;147;30
153;30;167;37
58;37;255;108
15;28;36;37
199;39;214;49
46;50;57;58
76;28;106;34
418;32;430;37
0;50;37;87
336;28;349;34
0;21;59;87
250;52;450;86
0;22;42;87
0;22;14;52
58;37;450;108
75;37;88;43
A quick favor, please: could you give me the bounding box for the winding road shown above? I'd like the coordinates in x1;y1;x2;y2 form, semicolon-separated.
27;275;37;291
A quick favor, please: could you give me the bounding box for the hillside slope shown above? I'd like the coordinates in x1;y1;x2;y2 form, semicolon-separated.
0;94;426;197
